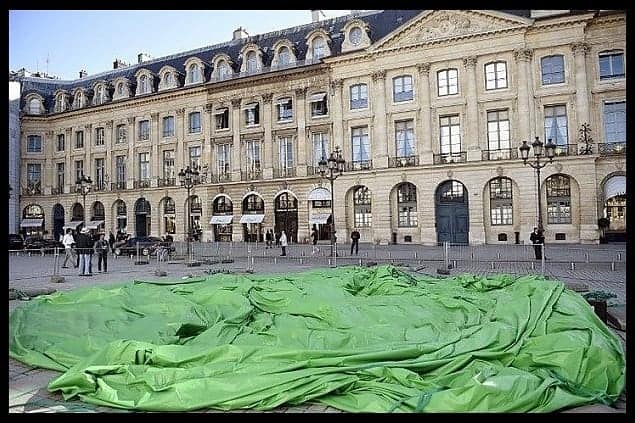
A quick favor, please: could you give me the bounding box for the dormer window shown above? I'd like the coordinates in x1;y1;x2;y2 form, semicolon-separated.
218;61;230;79
139;75;148;94
350;27;363;45
95;86;103;104
117;83;123;95
28;98;41;115
246;51;257;73
279;47;290;66
73;92;83;109
188;63;203;84
165;72;173;86
55;94;66;113
313;37;326;60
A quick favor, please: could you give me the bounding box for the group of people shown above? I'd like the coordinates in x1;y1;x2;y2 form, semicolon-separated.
61;228;112;275
264;229;288;256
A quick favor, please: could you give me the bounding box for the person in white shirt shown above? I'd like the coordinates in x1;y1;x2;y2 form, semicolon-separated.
61;229;78;268
280;231;288;257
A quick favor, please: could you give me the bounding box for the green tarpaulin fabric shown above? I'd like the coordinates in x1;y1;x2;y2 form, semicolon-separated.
9;266;625;412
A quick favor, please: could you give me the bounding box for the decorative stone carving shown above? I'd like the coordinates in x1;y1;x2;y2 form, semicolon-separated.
330;79;344;92
371;70;386;82
106;121;113;129
176;108;186;116
262;93;273;103
127;117;135;124
416;63;431;75
294;88;306;98
84;124;92;130
447;170;454;179
401;172;407;182
45;130;54;137
513;48;533;62
496;166;504;176
355;176;361;186
555;163;563;173
204;103;214;112
249;183;255;192
150;112;159;121
218;185;224;193
463;56;477;68
231;99;242;108
281;181;289;190
571;42;590;56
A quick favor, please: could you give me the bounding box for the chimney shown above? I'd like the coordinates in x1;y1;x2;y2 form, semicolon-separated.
311;10;320;22
232;27;248;41
79;69;88;78
113;59;128;69
137;53;153;64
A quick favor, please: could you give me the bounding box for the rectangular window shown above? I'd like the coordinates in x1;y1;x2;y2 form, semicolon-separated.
485;62;508;90
27;163;41;185
490;178;513;225
603;101;626;143
115;156;126;184
393;75;413;102
599;51;625;80
438;69;459;96
244;104;260;125
116;124;127;144
162;116;175;137
215;109;229;129
189;112;201;133
93;127;104;146
487;110;511;151
395;120;415;157
278;137;294;169
139;120;150;141
350;84;368;109
276;98;293;121
398;207;418;227
544;105;568;145
352;126;371;163
95;158;105;189
547;176;572;224
189;145;201;168
217;144;231;176
138;152;150;180
74;160;84;183
246;140;261;171
440;115;461;154
163;150;175;179
57;134;65;152
309;93;328;117
312;133;329;166
75;131;84;148
27;135;42;153
56;162;65;190
541;55;565;85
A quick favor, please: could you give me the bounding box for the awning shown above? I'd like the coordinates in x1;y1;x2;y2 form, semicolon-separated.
605;175;626;199
309;92;327;102
63;221;82;231
308;187;331;201
210;215;233;225
309;214;331;225
85;220;104;229
20;218;44;228
239;214;265;224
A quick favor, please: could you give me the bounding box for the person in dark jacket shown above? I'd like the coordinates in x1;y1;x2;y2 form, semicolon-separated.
530;227;545;260
265;230;273;249
275;231;281;247
109;231;116;254
77;228;94;276
311;225;320;255
350;229;361;255
95;233;109;273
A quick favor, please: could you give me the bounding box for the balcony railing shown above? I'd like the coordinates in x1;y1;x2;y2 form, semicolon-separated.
111;181;127;191
598;142;626;155
93;182;107;192
273;167;296;179
22;182;42;196
552;143;577;157
157;177;176;187
209;173;232;183
241;169;263;181
388;155;419;168
346;160;373;171
51;187;63;195
433;152;467;164
134;179;152;189
482;148;518;161
306;165;320;176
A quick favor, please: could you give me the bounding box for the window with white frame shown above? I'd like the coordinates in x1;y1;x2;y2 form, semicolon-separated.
278;46;290;66
27;135;42;153
217;61;230;79
164;72;174;87
115;156;126;184
603;101;626;143
163;150;175;179
244;103;260;125
75;131;84;149
139;75;149;94
139;120;150;140
27;163;42;186
246;51;258;73
217;144;231;176
350;84;368;109
215;108;229;129
489;177;513;225
94;85;104;104
312;133;329;166
117;82;124;96
56;162;64;191
312;36;326;60
397;183;418;227
599;50;625;80
189;146;201;168
437;69;459;96
95;127;105;146
116;124;127;144
395;120;415;158
189;112;201;133
546;175;572;224
485;61;508;90
276;98;293;121
352;126;371;164
487;110;511;151
74;160;84;183
246;140;261;171
57;134;65;151
73;92;83;108
95;158;105;189
541;55;565;85
353;186;372;227
29;98;41;114
544;105;568;145
393;75;413;102
278;136;294;170
55;95;65;112
440;115;461;155
138;152;150;181
163;116;175;138
188;64;202;84
309;92;328;117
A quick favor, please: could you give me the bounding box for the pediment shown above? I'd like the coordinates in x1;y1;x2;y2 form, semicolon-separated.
372;10;532;51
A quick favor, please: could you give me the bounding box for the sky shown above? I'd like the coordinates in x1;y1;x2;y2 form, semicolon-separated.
9;10;355;80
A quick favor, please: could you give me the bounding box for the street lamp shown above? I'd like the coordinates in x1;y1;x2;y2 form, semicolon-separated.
178;164;201;266
76;173;93;229
519;136;556;230
318;146;345;257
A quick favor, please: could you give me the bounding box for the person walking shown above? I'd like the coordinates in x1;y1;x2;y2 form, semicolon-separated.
311;225;320;255
109;231;116;254
95;233;109;273
265;229;272;249
61;229;78;268
275;231;281;247
280;230;288;256
350;228;360;255
77;228;94;276
530;227;545;260
72;229;80;267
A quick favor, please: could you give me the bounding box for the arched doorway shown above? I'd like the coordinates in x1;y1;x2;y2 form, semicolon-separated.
88;201;105;233
21;204;45;237
134;198;151;237
435;180;469;244
66;202;84;232
113;200;127;234
185;195;203;241
52;204;65;241
160;197;176;236
308;187;332;241
211;195;233;242
603;175;626;242
241;194;265;242
275;192;298;243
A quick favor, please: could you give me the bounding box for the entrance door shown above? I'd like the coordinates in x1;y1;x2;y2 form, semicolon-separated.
136;214;147;237
435;180;469;244
53;204;65;241
134;198;151;237
275;193;298;243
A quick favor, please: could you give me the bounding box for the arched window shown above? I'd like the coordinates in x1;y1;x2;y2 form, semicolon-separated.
353;186;372;227
278;46;290;66
92;201;105;220
489;177;513;225
55;95;64;112
139;75;148;94
135;198;151;215
246;51;257;73
165;72;173;86
115;200;127;231
213;196;233;214
29;98;41;114
189;64;201;83
275;192;298;211
74;92;82;108
163;197;175;215
243;194;264;213
72;203;84;220
218;61;230;79
117;83;124;95
546;175;571;224
312;36;326;60
397;183;417;227
23;204;44;218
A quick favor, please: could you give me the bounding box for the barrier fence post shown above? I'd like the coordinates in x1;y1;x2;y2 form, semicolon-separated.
334;242;338;268
443;242;449;269
540;244;545;276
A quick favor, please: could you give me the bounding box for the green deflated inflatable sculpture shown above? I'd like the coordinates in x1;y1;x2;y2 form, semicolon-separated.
9;265;625;412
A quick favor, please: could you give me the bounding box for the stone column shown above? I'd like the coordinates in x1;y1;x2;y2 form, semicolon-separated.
127;117;135;189
295;88;307;174
514;48;533;143
330;78;344;161
84;124;93;179
151;112;159;187
175;108;185;174
463;56;480;161
571;42;591;130
371;70;387;168
230;99;242;180
416;63;433;165
262;94;274;179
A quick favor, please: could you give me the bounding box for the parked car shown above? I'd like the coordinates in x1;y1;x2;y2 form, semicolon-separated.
113;236;174;257
23;236;64;250
9;234;24;250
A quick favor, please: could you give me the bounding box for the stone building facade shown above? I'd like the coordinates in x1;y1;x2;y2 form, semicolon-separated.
15;10;626;245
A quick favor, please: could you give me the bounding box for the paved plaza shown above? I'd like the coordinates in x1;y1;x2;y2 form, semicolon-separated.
9;243;626;413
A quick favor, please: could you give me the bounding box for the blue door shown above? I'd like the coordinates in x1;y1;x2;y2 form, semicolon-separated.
435;180;469;244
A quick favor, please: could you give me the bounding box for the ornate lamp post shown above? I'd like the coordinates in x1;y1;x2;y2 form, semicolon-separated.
178;164;201;266
318;146;346;257
519;136;556;230
76;173;93;229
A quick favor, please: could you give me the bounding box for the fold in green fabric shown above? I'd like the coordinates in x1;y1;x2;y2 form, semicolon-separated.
9;266;625;412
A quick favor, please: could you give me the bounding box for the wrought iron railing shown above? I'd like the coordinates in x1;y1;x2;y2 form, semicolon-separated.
433;152;467;164
22;182;42;196
306;166;320;176
241;169;263;181
209;173;232;183
481;148;518;161
157;177;176;187
51;187;63;195
552;143;577;157
273;167;297;178
134;179;152;189
598;142;626;155
93;182;107;192
388;155;419;168
346;160;373;171
111;181;127;191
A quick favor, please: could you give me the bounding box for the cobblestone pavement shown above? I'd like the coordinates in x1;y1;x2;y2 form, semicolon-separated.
8;244;626;413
